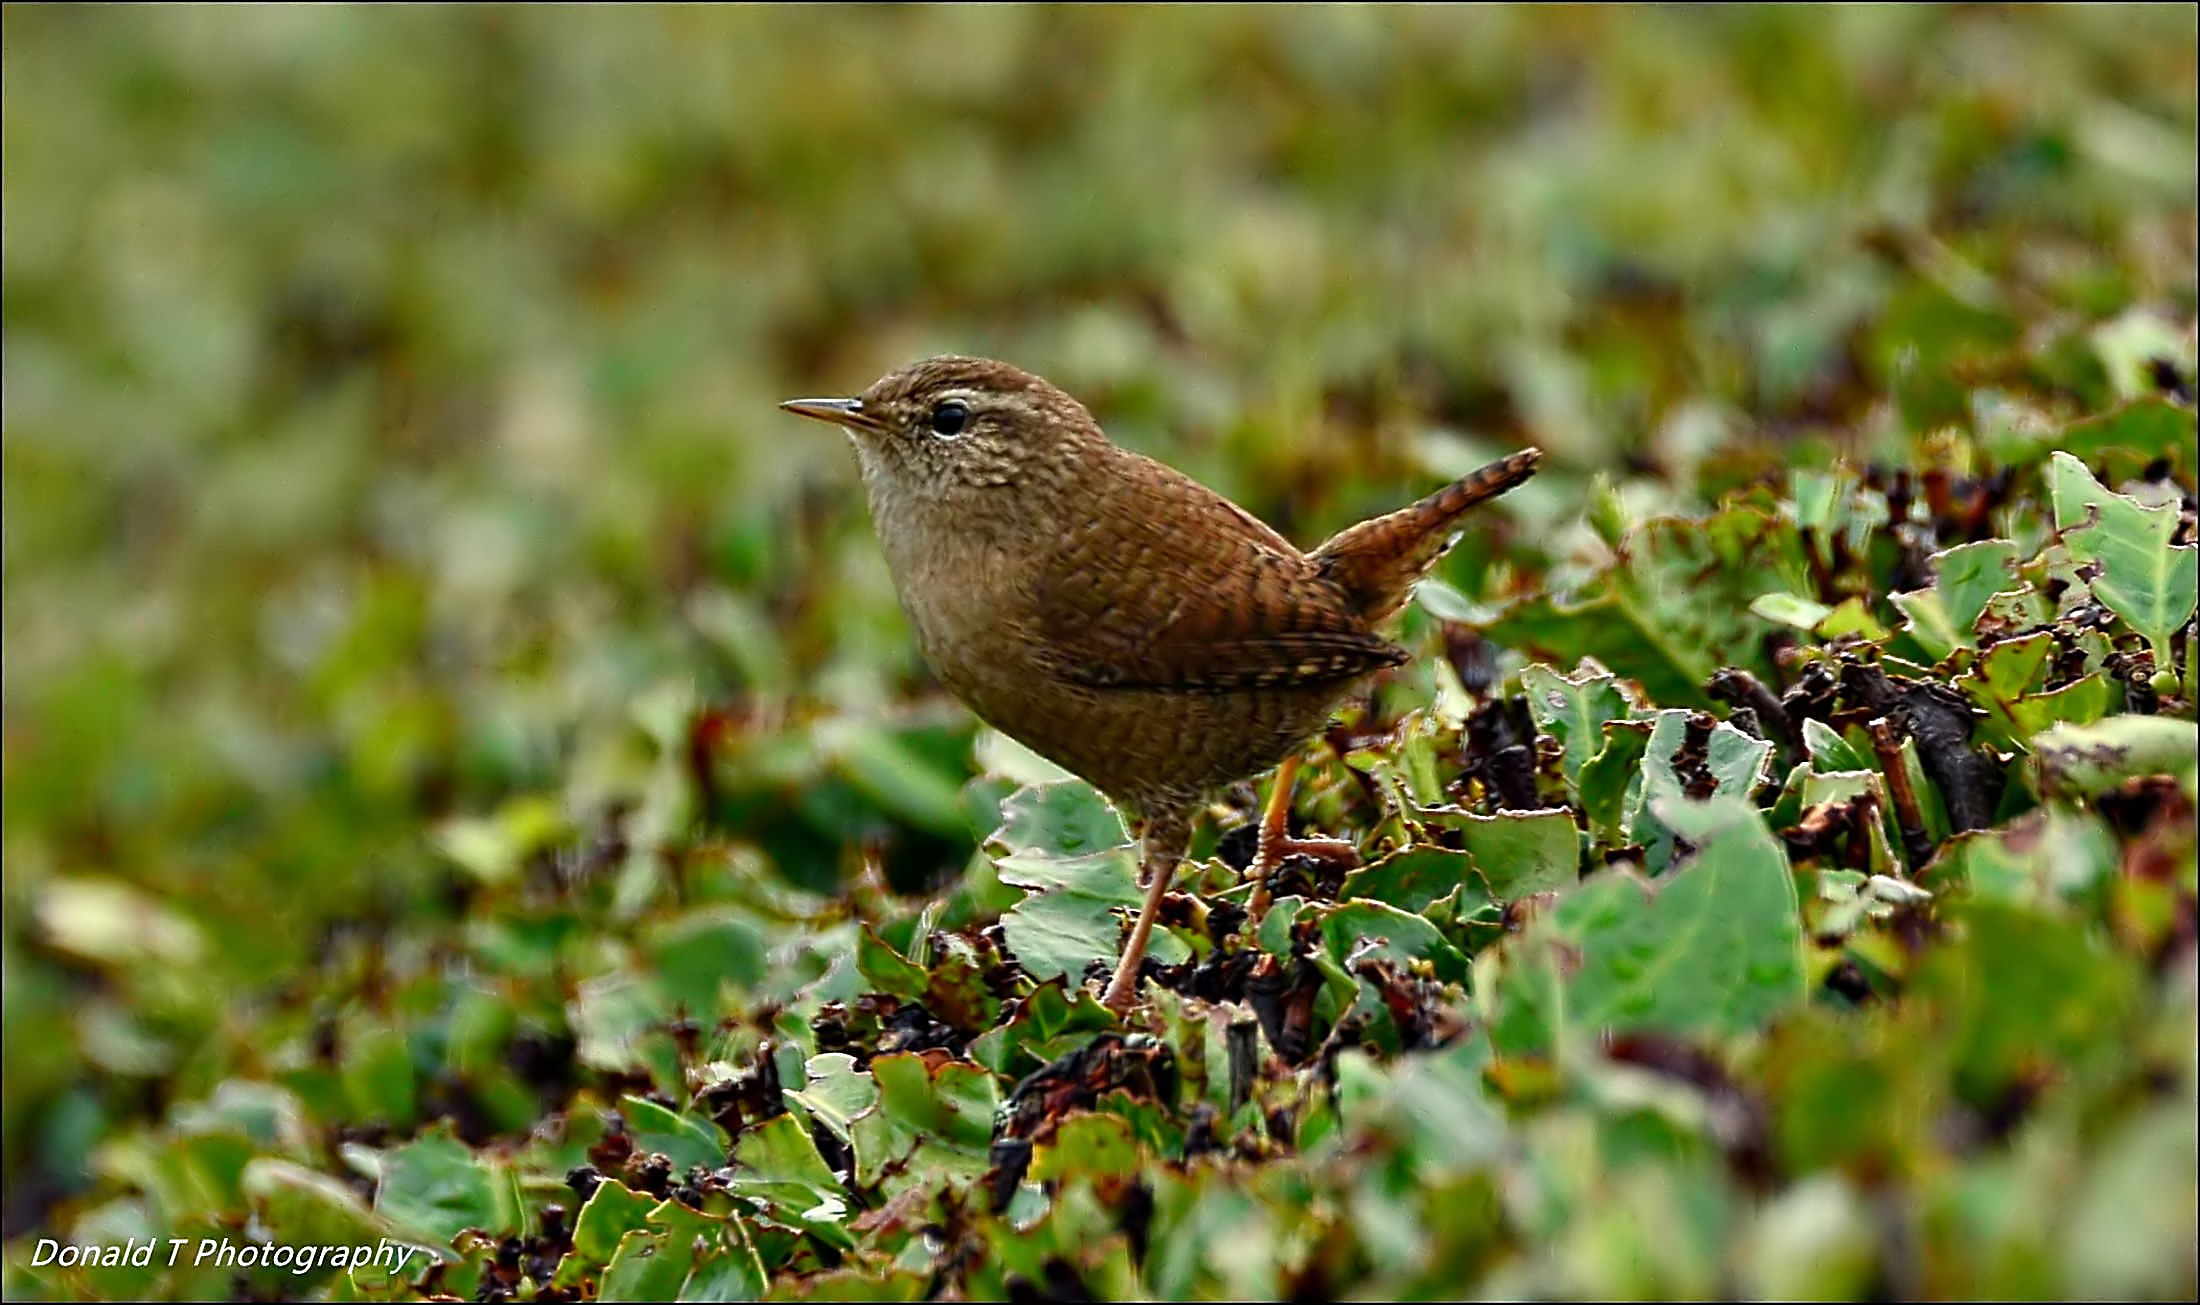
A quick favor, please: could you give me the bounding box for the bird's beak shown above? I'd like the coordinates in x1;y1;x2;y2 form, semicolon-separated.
779;396;886;434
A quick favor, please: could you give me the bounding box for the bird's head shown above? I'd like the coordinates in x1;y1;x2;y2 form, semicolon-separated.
781;356;1106;501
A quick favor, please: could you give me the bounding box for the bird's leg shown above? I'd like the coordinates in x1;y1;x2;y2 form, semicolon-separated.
1247;753;1357;920
1101;808;1189;1013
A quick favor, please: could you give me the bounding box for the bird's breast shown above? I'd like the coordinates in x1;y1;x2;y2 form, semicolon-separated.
864;487;1036;683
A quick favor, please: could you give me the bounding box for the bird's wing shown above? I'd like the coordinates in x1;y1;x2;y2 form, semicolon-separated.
1029;451;1407;695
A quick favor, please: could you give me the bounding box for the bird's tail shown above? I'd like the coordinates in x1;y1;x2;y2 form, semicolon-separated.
1310;447;1542;623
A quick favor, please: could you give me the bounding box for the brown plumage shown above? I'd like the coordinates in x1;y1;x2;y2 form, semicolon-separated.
784;357;1539;1010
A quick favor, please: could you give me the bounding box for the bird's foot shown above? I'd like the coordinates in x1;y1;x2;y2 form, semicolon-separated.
1244;752;1361;920
1262;833;1360;869
1245;834;1359;919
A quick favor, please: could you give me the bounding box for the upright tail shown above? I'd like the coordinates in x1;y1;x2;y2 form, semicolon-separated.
1311;447;1541;624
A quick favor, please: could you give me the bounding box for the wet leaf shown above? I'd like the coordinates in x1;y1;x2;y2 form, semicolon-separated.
374;1127;507;1244
1891;539;2020;660
2049;452;2199;663
1447;806;1581;897
851;1053;997;1191
988;780;1129;859
567;1179;658;1269
1320;899;1469;985
1927;810;2120;905
242;1159;402;1250
1633;710;1774;872
1486;509;1811;705
1581;718;1656;848
599;1227;692;1302
1343;846;1477;913
1028;1112;1143;1184
1521;662;1634;794
1490;796;1804;1055
620;1095;729;1172
2029;716;2199;798
1956;632;2120;748
729;1114;852;1245
1803;718;1872;772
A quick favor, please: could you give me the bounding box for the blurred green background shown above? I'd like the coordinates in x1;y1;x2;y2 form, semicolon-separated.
2;0;2193;1270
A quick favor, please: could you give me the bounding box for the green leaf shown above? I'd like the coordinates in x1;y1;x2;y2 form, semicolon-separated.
341;1024;417;1130
1256;895;1308;956
987;780;1129;858
1749;592;1836;630
243;1159;402;1250
1802;718;1872;772
2028;716;2199;799
1490;795;1804;1056
2054;395;2198;463
1798;770;1902;876
373;1127;503;1244
912;931;1008;1033
851;1053;998;1193
1029;1112;1143;1184
1588;472;1631;549
868;1053;998;1153
1633;710;1774;872
1926;810;2120;905
1342;846;1477;913
1520;662;1634;794
994;801;1192;981
573;971;677;1077
643;909;766;1014
651;1199;766;1302
1414;575;1488;622
1969;657;2116;749
1890;539;2019;660
679;1224;769;1304
821;719;976;839
1815;597;1891;642
566;1178;658;1268
1765;760;1813;829
996;853;1136;983
619;1095;729;1172
1581;718;1656;849
1918;901;2141;1101
728;1113;852;1244
2049;451;2199;663
1792;470;1848;534
599;1228;692;1303
968;979;1118;1075
602;1223;686;1293
985;783;1184;981
788;1052;878;1148
433;796;570;886
855;926;930;1000
1319;899;1469;985
1437;806;1581;897
1485;508;1811;705
1957;633;2053;747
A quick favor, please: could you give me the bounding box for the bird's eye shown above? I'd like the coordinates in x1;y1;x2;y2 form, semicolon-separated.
928;400;969;437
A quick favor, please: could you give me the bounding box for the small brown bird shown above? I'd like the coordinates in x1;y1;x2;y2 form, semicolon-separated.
784;357;1539;1011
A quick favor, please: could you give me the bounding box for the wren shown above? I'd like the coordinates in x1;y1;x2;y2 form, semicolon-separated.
784;357;1539;1011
